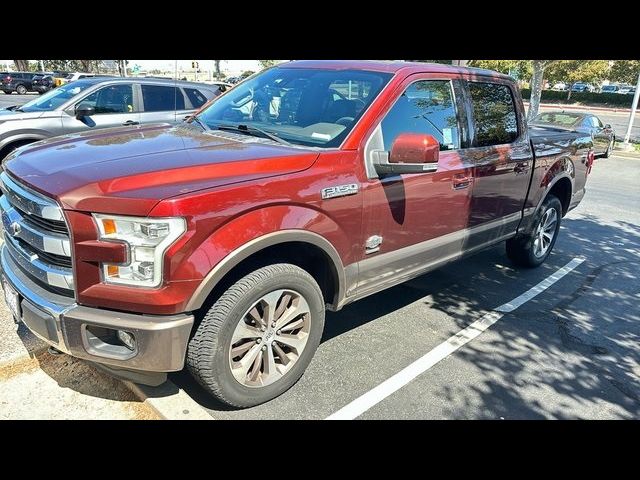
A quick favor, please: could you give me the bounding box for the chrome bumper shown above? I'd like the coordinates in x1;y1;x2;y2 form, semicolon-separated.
1;244;194;374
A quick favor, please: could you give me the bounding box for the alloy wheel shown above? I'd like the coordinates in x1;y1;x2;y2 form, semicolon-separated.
533;208;558;258
229;289;311;388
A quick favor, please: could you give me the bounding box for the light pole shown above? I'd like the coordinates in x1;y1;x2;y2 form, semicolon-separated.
622;69;640;151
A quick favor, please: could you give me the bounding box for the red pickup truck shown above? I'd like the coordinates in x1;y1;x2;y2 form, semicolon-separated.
0;61;593;407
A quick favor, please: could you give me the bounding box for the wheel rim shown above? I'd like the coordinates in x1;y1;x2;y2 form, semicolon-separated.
17;86;26;94
229;289;311;388
533;208;557;258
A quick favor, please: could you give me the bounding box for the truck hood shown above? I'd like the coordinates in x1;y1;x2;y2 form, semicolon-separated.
5;123;319;216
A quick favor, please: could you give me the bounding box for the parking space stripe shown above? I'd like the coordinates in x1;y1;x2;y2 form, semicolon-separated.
326;257;586;420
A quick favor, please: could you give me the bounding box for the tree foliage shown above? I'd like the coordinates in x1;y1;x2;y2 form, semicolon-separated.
468;60;532;80
258;60;280;70
545;60;610;85
609;60;640;85
42;60;105;73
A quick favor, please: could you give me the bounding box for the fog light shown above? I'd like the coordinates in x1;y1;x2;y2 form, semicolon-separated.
117;330;136;351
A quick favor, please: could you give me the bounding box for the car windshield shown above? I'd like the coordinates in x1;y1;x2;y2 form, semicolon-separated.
531;112;582;127
19;80;94;112
195;67;392;148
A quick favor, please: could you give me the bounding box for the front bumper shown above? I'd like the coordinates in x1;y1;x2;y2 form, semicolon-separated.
0;244;194;383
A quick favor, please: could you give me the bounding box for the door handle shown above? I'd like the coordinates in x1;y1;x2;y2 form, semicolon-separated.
452;173;472;190
183;115;192;121
514;162;529;175
122;120;139;126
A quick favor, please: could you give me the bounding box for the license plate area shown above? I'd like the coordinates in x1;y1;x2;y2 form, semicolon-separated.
2;276;22;323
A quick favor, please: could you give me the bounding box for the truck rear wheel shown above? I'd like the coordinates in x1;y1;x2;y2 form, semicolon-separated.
506;194;562;268
186;263;325;408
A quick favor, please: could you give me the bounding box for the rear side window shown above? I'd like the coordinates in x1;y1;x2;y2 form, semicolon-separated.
141;84;185;112
184;88;208;108
381;80;460;151
468;82;518;147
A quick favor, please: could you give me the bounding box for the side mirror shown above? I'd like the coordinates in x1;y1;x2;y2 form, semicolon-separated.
373;133;440;176
75;103;95;119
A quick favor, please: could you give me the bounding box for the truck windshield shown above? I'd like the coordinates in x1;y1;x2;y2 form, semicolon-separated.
19;80;94;112
196;67;392;148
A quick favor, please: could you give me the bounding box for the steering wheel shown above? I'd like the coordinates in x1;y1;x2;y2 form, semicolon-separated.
230;88;254;108
335;117;355;127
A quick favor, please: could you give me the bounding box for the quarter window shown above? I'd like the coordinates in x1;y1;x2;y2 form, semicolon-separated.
81;84;135;114
141;84;185;112
381;80;460;151
468;82;518;147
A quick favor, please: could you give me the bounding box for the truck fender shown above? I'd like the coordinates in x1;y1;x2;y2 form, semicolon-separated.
183;206;352;311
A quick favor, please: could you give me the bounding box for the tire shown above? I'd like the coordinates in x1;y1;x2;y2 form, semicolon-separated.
187;263;325;408
506;195;562;268
604;137;614;158
15;84;27;95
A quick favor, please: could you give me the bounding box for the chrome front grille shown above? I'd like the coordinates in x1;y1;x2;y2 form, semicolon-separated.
0;172;74;297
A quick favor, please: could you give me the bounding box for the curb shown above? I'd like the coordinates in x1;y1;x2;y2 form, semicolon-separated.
124;379;213;420
612;149;640;159
524;102;633;114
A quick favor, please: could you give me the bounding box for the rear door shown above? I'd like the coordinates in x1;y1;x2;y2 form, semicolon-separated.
61;82;140;133
138;83;191;124
463;79;533;247
587;115;609;153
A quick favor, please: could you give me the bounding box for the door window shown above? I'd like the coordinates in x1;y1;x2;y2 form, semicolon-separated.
380;80;460;151
141;84;185;111
468;82;518;147
184;88;208;108
81;84;135;114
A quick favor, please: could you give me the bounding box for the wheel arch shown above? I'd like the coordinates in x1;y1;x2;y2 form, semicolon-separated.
185;230;349;313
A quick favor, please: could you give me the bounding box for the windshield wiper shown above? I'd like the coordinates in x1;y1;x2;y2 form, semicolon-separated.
189;116;209;131
214;124;292;146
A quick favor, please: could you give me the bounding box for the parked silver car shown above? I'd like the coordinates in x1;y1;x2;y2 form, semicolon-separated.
0;77;222;160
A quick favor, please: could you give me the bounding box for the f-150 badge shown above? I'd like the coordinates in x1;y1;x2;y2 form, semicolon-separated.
321;184;358;200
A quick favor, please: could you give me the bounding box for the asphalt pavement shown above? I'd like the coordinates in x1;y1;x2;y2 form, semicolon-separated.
0;92;36;109
170;154;640;419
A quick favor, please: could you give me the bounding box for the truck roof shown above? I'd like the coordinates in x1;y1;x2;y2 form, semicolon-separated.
280;60;513;80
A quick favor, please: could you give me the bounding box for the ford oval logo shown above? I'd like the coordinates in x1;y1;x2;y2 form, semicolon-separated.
10;222;21;236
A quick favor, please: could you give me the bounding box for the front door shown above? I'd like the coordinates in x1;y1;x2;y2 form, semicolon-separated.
61;83;140;133
358;76;475;295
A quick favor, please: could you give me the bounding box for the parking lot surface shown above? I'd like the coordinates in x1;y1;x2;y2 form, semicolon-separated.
169;154;640;419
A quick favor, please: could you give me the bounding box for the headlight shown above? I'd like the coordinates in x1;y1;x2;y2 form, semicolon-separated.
93;214;186;288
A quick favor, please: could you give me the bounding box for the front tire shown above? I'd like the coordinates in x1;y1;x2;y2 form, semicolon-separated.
15;84;27;95
187;263;325;408
506;195;562;268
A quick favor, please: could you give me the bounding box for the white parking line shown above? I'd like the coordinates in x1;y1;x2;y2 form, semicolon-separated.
326;257;586;420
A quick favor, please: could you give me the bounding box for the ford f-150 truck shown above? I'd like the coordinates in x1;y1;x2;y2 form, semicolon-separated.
0;61;593;407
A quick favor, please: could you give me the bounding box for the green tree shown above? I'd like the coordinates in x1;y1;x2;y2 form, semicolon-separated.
468;60;532;80
258;60;280;70
609;60;640;85
545;60;610;99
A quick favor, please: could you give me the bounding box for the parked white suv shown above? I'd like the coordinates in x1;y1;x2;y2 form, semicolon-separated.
0;77;222;160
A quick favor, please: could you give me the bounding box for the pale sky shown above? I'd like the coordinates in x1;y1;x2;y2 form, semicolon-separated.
0;60;264;76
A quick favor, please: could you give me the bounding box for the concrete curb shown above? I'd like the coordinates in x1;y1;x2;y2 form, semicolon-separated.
524;101;633;114
124;379;213;420
612;149;640;159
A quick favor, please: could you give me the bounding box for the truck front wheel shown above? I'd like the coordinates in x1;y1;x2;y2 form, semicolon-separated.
506;195;562;268
186;263;325;408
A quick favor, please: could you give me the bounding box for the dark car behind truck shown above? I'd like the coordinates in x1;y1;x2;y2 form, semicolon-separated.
0;61;593;407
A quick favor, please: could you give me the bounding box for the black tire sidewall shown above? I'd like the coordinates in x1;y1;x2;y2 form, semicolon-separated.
199;266;325;407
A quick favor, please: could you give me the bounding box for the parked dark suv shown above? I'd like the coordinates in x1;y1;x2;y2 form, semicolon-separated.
1;72;45;95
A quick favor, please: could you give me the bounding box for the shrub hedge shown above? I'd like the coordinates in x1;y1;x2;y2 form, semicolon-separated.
520;89;639;108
